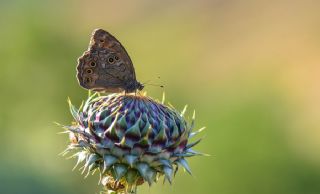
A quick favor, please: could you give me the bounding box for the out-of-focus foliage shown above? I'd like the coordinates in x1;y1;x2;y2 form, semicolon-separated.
0;1;319;194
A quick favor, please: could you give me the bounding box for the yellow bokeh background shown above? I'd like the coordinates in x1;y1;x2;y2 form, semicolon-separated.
0;1;320;194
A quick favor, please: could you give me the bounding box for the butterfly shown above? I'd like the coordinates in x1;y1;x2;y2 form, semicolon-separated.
76;29;144;93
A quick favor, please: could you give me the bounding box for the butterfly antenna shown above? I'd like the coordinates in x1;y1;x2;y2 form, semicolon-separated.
147;83;164;88
143;76;164;88
142;80;151;85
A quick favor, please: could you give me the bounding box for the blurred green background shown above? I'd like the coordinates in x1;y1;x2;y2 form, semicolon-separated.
1;0;320;194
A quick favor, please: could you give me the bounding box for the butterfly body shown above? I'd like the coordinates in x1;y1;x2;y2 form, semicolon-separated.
77;29;144;93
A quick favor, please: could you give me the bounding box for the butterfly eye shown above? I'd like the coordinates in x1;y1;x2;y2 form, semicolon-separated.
90;62;96;67
108;57;114;63
115;56;119;61
86;69;93;74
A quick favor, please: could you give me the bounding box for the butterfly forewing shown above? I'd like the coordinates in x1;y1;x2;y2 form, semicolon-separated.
76;29;143;93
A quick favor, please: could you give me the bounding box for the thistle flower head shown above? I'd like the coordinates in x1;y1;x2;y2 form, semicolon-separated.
61;93;203;194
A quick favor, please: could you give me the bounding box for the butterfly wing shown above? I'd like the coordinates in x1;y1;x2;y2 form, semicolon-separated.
77;29;137;92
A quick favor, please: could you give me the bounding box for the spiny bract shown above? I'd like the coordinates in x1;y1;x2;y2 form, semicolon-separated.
60;93;204;194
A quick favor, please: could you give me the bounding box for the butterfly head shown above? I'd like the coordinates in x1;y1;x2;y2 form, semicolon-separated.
136;81;144;91
125;80;144;93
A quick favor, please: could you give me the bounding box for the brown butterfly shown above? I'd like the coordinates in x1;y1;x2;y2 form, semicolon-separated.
76;29;144;93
